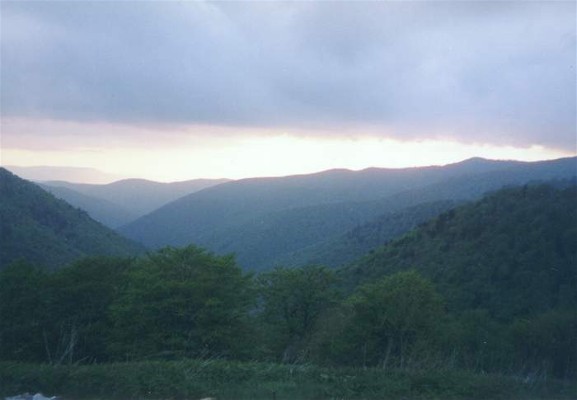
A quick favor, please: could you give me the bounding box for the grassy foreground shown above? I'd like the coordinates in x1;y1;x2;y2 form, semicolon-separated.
1;360;575;400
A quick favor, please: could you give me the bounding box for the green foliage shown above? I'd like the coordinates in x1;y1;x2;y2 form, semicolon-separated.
510;309;577;379
441;310;514;373
279;200;458;268
345;271;444;368
0;257;133;364
346;184;577;378
348;184;577;318
1;360;575;400
109;246;254;360
0;168;144;270
2;179;576;395
256;265;339;362
42;257;133;364
0;262;48;362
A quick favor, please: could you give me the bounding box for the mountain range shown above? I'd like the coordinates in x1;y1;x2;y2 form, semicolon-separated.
4;157;574;272
119;157;577;270
1;160;575;381
40;178;230;227
4;165;122;184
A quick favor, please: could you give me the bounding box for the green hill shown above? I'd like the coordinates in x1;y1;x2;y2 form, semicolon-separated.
121;157;576;271
277;200;458;268
345;182;577;320
0;168;144;270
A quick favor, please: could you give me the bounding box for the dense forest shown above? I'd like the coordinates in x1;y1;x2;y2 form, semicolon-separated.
278;199;458;268
343;183;577;378
1;183;575;397
0;168;144;270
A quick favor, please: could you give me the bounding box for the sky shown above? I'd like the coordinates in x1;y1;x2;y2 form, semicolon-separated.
1;0;575;183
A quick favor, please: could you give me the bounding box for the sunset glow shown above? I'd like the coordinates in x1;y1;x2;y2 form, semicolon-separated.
2;128;572;182
1;1;575;183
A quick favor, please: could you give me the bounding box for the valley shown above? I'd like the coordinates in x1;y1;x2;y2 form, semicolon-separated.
1;157;576;399
4;2;574;398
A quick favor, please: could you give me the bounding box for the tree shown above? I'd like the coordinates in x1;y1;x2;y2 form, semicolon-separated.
510;309;577;379
43;256;133;364
0;262;48;362
109;246;254;360
348;270;444;369
257;265;338;362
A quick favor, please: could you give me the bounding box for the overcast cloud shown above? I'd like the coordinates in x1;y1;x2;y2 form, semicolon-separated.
1;1;575;151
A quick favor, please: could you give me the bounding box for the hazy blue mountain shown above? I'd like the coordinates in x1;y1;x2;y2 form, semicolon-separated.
196;154;574;269
39;184;138;228
119;157;520;242
0;168;144;270
120;157;576;270
379;157;577;206
41;177;230;221
4;165;122;184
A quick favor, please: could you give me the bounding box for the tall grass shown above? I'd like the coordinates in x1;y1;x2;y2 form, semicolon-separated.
1;359;575;400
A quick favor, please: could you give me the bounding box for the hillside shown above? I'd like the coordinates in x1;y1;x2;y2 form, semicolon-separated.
198;198;460;270
41;177;230;223
40;184;138;228
0;168;144;270
1;180;575;383
119;158;521;245
345;183;577;319
276;200;459;268
120;157;577;270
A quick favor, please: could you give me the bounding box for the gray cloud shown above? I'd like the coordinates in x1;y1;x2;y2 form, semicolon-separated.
1;1;575;150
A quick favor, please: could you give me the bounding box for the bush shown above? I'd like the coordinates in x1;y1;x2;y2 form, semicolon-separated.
1;360;575;400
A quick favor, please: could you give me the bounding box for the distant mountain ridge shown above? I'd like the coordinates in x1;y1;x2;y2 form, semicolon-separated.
40;177;230;227
120;157;577;271
39;184;139;228
0;168;144;270
4;165;122;184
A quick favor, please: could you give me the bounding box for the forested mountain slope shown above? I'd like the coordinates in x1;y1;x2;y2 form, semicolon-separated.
345;183;577;320
120;158;519;241
0;168;144;270
0;182;575;382
277;200;458;268
121;157;576;270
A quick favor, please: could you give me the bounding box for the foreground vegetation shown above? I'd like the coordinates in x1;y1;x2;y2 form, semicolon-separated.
2;360;576;400
1;184;575;398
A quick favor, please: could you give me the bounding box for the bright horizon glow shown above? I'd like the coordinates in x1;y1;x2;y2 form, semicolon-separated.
1;134;574;183
2;2;574;184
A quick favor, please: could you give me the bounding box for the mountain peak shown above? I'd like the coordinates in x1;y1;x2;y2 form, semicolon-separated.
441;157;522;174
460;157;491;163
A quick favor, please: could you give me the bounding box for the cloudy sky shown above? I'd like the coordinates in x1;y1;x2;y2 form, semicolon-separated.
1;0;575;182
